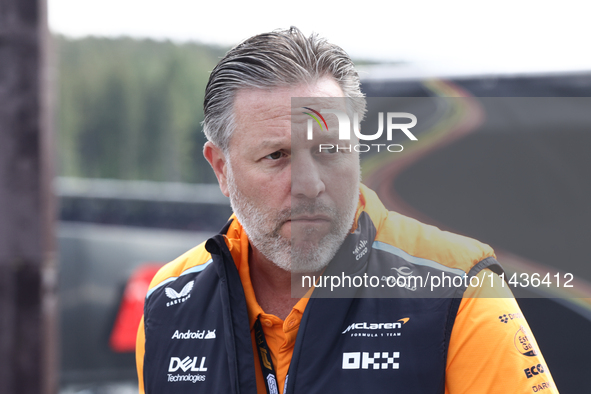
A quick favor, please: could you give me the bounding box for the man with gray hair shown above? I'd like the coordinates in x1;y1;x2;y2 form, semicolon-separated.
136;27;557;394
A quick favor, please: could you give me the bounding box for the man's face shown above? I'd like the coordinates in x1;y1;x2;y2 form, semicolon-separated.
222;77;360;273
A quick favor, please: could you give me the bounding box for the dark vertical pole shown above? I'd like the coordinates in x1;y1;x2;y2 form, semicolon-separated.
0;0;58;393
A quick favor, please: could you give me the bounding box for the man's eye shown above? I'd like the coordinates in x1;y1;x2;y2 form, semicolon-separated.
318;146;338;154
264;151;284;160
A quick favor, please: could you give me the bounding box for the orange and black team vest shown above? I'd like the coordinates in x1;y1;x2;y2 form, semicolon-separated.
141;210;504;393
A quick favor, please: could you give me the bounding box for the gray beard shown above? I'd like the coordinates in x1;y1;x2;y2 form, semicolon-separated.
226;164;358;274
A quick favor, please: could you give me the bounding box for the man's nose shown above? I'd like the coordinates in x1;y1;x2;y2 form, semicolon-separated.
291;154;325;199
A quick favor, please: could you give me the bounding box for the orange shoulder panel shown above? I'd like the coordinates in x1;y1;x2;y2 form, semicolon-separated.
136;315;145;394
446;272;559;394
359;184;495;274
147;242;212;291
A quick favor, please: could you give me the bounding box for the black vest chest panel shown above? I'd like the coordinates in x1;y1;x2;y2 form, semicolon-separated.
143;235;257;394
287;296;456;393
143;215;497;393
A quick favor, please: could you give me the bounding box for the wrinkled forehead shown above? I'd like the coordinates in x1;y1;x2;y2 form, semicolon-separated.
229;80;350;151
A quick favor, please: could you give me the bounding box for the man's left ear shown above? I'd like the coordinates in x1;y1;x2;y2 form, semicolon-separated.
203;141;229;197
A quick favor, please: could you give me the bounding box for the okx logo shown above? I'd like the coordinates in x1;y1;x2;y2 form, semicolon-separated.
342;352;400;370
303;107;417;153
168;356;208;372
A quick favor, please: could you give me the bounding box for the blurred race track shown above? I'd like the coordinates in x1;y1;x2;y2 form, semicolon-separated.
361;74;591;393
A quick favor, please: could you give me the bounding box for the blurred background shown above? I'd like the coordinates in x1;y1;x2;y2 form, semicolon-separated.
1;0;589;393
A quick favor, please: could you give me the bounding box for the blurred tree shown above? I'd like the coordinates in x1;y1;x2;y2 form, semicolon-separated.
55;36;226;183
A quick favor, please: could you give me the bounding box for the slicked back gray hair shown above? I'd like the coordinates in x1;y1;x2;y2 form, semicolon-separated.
202;26;366;153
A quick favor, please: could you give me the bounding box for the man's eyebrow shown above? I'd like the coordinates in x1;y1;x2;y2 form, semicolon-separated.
257;139;290;150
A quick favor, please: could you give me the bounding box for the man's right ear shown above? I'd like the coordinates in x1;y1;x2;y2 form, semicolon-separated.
203;141;230;197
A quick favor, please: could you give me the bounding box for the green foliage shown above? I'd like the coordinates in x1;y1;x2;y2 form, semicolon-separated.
55;36;228;183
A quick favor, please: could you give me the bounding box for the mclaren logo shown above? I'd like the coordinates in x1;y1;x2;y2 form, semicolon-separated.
342;318;410;336
165;281;194;307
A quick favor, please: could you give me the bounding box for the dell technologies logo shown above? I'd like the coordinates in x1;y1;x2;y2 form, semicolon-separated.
168;356;208;373
167;356;207;384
